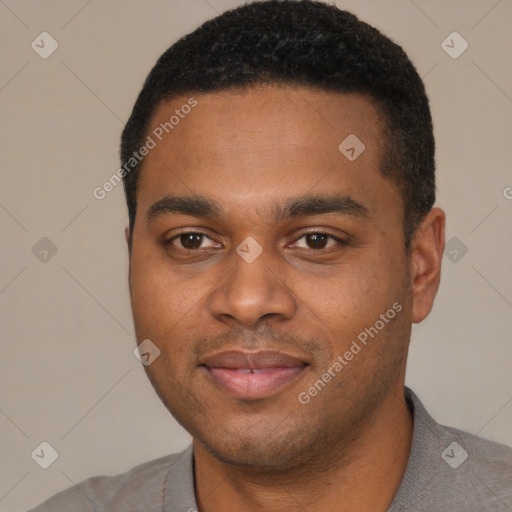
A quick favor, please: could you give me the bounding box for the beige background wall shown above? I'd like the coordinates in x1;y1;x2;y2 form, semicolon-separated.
0;0;511;510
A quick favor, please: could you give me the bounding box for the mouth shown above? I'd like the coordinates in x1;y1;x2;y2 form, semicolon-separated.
200;350;309;400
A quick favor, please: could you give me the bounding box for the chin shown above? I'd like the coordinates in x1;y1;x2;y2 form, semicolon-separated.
201;439;305;469
194;419;321;471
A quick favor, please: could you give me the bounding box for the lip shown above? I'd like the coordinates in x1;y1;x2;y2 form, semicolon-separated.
200;350;308;400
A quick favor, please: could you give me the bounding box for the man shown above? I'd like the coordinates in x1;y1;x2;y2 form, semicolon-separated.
29;0;512;510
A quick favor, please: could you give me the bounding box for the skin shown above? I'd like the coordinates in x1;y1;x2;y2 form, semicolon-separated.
125;85;445;512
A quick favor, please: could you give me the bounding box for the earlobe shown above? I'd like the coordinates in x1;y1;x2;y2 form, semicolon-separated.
410;207;446;324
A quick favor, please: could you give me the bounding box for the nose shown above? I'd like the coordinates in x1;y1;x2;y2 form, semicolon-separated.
209;244;297;329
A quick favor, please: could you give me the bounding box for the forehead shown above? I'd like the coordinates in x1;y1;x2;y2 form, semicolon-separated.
136;85;400;224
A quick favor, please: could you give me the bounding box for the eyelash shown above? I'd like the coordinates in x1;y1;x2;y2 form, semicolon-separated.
165;230;349;252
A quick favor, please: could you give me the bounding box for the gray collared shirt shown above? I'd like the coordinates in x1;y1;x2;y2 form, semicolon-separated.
28;387;512;511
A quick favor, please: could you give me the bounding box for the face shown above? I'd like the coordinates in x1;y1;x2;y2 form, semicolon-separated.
127;86;426;469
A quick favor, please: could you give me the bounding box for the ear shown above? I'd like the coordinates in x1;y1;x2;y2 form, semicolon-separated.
409;207;445;324
124;225;132;295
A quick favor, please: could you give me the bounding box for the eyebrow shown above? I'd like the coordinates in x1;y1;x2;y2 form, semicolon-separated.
145;193;371;225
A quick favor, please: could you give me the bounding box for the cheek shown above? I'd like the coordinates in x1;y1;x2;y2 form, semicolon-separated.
129;246;222;346
306;253;404;339
130;266;198;381
129;251;189;335
314;260;388;310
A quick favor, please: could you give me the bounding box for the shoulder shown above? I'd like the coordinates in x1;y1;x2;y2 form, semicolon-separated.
438;420;512;466
27;447;192;512
403;388;512;511
436;421;512;502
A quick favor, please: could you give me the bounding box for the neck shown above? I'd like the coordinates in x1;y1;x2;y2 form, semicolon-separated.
193;387;413;512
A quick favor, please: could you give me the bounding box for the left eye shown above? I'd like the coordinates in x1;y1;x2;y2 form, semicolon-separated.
293;232;345;250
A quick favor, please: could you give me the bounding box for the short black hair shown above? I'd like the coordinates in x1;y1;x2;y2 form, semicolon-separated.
121;0;435;250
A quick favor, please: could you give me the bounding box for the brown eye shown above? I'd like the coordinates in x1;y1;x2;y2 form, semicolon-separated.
179;233;204;249
294;232;346;250
166;232;218;251
304;233;329;249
